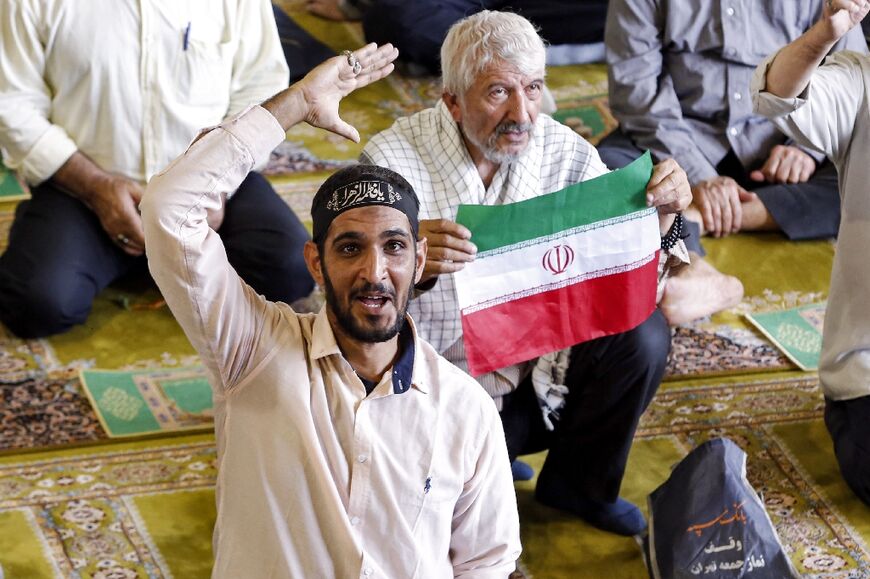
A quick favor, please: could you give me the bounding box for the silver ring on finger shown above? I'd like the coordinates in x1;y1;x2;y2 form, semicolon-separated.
342;50;362;76
116;233;130;245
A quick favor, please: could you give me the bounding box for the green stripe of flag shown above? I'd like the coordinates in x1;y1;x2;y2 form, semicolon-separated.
455;151;653;253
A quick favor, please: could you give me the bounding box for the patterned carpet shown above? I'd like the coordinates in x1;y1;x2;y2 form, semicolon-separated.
2;376;869;578
1;3;869;578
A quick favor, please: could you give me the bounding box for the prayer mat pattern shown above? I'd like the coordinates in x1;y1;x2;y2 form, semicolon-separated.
0;377;104;453
664;326;790;378
0;4;866;578
0;436;217;578
2;377;870;578
0;204;14;254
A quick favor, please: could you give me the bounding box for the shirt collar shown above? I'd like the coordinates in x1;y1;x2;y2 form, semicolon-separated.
310;306;428;395
390;321;415;394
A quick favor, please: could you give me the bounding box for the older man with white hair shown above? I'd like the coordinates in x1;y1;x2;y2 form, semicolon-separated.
362;10;692;536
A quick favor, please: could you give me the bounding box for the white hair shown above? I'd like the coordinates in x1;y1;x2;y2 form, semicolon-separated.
440;10;546;96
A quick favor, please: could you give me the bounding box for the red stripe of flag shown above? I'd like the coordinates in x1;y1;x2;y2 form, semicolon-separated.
461;255;659;376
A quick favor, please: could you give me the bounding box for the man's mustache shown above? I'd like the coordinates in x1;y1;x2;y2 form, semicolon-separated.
350;282;396;301
495;121;533;136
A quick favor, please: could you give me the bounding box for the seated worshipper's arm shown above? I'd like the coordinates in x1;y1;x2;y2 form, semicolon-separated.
605;0;720;186
607;0;752;239
751;0;869;161
142;44;398;387
224;0;291;119
645;158;694;301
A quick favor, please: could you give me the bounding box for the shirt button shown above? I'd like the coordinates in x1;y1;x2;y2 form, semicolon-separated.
729;127;739;137
733;92;742;101
357;454;368;463
364;568;373;576
351;516;361;526
726;7;735;15
726;47;737;56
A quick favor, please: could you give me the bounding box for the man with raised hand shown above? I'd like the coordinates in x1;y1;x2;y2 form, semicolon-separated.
362;11;692;537
751;0;870;506
141;45;521;577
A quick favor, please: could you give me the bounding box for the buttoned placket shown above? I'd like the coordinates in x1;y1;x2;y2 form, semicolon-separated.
720;0;740;61
139;0;161;180
721;0;745;151
347;379;384;578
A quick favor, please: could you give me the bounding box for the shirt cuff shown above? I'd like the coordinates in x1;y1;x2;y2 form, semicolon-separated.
790;140;826;163
680;154;719;186
19;125;78;185
750;50;809;119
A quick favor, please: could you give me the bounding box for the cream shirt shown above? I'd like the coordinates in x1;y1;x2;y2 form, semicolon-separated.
0;0;288;185
141;105;521;578
752;50;870;401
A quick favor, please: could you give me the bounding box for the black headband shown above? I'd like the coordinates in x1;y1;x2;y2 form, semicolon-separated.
311;164;420;244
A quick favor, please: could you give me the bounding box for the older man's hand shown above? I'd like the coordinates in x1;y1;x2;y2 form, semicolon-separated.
417;218;477;284
692;176;758;237
646;159;693;234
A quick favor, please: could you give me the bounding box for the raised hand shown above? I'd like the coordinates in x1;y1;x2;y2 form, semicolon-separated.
264;43;399;141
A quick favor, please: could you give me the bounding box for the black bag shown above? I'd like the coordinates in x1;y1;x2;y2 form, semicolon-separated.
645;437;799;578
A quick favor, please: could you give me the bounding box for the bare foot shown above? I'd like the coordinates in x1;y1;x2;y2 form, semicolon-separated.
306;0;350;21
660;254;744;325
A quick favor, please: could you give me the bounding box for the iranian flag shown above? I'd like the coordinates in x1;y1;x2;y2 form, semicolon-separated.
453;152;661;376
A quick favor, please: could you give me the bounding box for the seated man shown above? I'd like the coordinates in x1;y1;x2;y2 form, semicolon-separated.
142;45;521;576
306;0;608;73
362;11;691;537
599;0;867;323
751;0;870;506
0;0;313;338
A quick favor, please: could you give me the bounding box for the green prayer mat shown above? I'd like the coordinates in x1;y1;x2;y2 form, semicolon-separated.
745;302;826;370
0;161;27;203
81;367;213;437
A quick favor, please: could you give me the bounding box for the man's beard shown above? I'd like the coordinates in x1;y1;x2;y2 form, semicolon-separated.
464;120;535;165
321;269;412;343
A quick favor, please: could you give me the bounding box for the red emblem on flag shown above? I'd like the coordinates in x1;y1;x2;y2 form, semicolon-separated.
542;244;575;275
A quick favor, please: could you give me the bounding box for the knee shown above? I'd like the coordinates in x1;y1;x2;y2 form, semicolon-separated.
825;398;870;506
596;146;638;171
831;437;870;506
627;309;671;371
245;244;314;305
272;252;315;303
362;2;443;72
0;274;90;338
